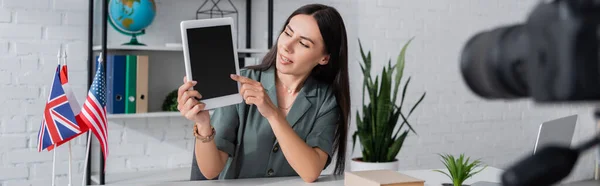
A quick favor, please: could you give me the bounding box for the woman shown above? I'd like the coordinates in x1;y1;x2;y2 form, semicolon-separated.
178;3;350;183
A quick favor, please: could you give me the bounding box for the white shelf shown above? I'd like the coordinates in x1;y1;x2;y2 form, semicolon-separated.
92;45;269;53
93;45;183;52
107;111;181;119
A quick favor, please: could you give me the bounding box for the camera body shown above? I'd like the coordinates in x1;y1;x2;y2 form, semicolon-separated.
460;0;600;102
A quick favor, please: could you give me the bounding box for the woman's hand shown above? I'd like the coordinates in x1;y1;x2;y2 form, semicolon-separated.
177;76;211;127
231;74;280;119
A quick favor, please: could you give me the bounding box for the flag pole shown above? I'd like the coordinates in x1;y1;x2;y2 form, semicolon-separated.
82;52;101;186
68;141;73;186
51;48;61;186
52;143;57;186
82;131;92;186
64;49;73;186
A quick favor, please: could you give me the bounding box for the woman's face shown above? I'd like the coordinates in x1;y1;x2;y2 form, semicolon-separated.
276;14;329;76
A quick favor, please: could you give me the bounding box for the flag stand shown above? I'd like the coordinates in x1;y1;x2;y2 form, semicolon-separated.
82;133;91;186
61;48;74;186
41;48;93;186
68;141;73;186
51;49;60;186
52;144;57;186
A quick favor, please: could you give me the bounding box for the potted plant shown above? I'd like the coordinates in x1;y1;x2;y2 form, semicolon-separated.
433;153;488;186
350;38;426;171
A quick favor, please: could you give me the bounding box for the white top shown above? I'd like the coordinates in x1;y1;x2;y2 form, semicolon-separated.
99;167;505;186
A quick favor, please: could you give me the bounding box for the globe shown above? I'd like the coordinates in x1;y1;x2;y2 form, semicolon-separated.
108;0;156;45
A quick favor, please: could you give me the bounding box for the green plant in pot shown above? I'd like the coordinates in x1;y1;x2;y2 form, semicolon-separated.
351;38;426;171
162;89;179;112
433;153;488;186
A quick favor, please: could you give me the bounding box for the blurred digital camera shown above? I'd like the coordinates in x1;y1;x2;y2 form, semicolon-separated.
460;0;600;102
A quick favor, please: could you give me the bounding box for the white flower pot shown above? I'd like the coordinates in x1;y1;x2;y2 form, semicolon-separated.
350;158;399;172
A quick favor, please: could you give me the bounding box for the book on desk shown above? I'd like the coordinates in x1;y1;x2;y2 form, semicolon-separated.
345;170;425;186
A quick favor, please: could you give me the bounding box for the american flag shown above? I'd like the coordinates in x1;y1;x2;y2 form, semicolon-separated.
37;65;82;152
80;59;109;163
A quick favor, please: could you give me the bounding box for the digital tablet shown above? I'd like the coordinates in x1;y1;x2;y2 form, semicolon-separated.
180;17;242;110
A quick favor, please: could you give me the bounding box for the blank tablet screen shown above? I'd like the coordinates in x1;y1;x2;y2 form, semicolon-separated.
186;25;238;100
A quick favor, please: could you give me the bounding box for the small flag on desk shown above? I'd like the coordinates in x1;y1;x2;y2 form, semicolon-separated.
37;65;83;152
80;55;109;165
45;56;90;151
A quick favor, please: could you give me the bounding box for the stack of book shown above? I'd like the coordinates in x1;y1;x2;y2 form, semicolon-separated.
96;54;149;114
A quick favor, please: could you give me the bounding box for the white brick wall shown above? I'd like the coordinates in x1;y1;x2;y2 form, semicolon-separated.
0;9;11;23
2;0;51;10
53;0;88;11
0;24;42;39
1;0;596;185
46;26;87;40
15;10;62;25
0;0;90;184
15;41;62;56
0;166;29;180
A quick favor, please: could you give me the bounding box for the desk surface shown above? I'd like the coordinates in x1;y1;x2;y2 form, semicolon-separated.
103;167;506;186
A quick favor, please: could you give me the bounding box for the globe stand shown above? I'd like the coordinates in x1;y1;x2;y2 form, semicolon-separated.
123;33;145;46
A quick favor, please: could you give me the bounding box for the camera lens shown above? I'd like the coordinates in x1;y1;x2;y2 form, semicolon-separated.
460;24;530;99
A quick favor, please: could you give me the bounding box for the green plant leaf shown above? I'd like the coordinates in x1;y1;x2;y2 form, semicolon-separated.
439;154;451;171
369;76;378;160
409;92;426;116
367;49;371;70
392;37;414;105
433;169;452;181
375;67;393;161
400;76;411;110
385;105;401;154
351;130;358;157
393;90;425;137
433;153;488;186
447;154;458;183
393;110;416;139
359;39;367;66
355;37;424;163
358;39;372;111
358;129;373;161
457;154;465;184
386;130;408;161
400;110;417;135
466;165;488;180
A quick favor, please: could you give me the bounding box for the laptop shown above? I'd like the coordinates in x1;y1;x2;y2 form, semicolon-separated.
533;114;578;154
471;115;578;186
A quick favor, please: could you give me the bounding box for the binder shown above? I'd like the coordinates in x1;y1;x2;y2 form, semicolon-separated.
106;54;114;113
108;55;126;114
125;55;137;113
136;55;149;113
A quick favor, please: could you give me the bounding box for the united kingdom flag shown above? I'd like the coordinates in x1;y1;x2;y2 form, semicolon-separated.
45;62;89;151
37;65;82;152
